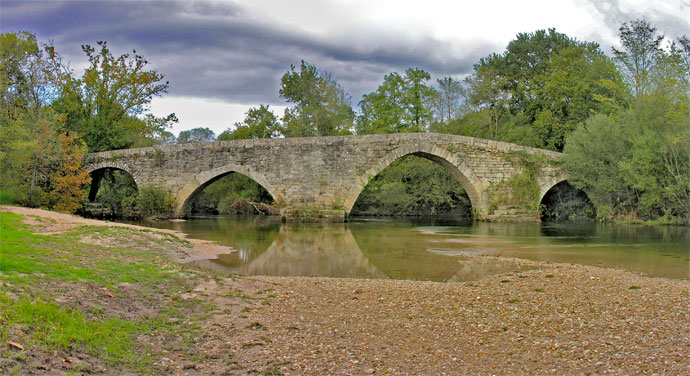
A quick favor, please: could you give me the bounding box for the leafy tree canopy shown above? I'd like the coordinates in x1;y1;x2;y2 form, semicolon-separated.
356;68;436;134
280;60;354;137
176;127;216;143
218;105;282;140
50;41;174;152
465;28;627;150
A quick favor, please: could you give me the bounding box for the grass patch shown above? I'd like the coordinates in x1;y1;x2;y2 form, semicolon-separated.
0;294;146;367
0;211;210;374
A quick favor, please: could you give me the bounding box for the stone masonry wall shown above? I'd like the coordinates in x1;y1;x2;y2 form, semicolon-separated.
85;133;564;221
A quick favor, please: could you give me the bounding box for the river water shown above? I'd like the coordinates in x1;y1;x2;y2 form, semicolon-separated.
142;216;689;282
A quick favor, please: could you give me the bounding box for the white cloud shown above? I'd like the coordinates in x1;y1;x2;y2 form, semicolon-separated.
149;96;287;137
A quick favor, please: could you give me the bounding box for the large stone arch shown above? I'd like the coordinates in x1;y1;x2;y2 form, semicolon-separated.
86;162;139;201
175;163;282;216
343;142;488;217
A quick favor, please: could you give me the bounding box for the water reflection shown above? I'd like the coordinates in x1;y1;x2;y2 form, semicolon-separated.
144;216;690;281
194;224;386;279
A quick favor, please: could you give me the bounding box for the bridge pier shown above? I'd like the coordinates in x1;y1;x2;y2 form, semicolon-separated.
280;207;346;222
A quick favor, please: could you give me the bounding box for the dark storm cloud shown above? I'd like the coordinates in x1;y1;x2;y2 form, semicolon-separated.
0;0;491;104
6;0;686;106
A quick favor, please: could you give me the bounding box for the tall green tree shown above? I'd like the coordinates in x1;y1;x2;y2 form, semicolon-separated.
463;29;626;150
612;19;665;99
0;32;92;211
564;93;689;223
51;41;172;152
429;76;465;125
563;20;690;223
280;61;354;137
465;55;511;140
0;31;53;121
218;105;282;140
356;68;436;134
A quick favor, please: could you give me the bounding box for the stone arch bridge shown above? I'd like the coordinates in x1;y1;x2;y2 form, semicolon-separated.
85;133;568;221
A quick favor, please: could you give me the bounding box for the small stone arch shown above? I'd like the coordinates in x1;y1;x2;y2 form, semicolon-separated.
343;142;488;217
87;164;139;201
175;163;281;216
538;175;596;219
538;173;571;204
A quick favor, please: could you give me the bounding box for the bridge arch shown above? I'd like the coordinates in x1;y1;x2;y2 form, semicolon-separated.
538;175;595;221
538;173;569;205
87;164;139;202
175;163;282;216
343;143;488;217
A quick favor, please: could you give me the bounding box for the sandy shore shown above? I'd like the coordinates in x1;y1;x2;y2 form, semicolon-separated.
2;206;689;375
0;205;234;262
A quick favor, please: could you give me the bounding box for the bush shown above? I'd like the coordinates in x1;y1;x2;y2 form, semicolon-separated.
0;190;14;205
136;186;176;218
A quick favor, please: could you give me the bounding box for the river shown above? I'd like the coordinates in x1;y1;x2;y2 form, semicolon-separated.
141;216;690;282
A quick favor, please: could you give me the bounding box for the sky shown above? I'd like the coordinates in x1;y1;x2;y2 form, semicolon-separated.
2;0;690;136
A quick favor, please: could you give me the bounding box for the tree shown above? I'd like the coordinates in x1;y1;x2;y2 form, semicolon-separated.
533;44;627;149
50;132;91;213
463;29;626;150
280;61;354;137
0;32;68;208
563;94;690;223
218;105;282;140
176;127;216;143
356;68;436;134
429;76;465;125
465;55;511;140
51;41;172;152
0;31;53;121
612;19;665;99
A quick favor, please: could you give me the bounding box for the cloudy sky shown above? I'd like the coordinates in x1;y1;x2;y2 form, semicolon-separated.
2;0;690;136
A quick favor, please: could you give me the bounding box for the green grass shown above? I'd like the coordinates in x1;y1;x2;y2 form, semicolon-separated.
0;294;143;366
0;211;210;373
0;213;179;287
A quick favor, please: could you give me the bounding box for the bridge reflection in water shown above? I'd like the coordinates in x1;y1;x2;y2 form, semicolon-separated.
150;217;690;282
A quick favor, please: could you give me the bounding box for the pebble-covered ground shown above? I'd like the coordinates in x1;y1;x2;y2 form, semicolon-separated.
2;207;688;375
208;259;690;375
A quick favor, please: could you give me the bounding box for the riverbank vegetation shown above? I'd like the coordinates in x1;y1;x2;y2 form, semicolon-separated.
1;19;688;223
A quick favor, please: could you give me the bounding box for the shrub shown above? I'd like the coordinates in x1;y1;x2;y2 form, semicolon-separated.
136;186;176;218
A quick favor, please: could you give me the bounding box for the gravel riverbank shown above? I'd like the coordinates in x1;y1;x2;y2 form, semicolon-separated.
232;263;690;375
2;206;688;375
